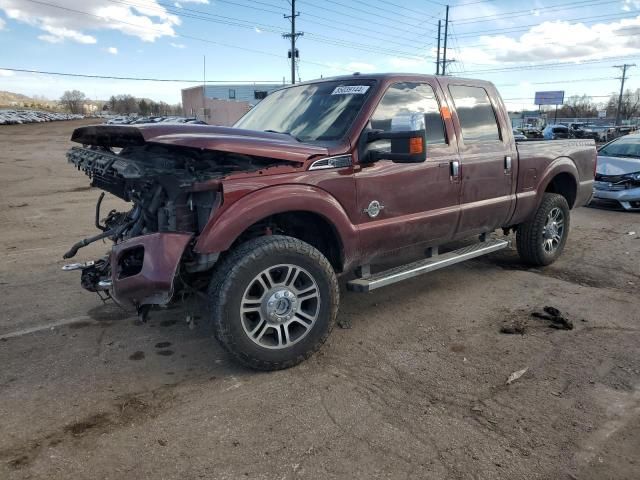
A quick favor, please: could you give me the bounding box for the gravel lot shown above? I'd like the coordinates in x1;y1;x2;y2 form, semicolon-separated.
1;120;639;480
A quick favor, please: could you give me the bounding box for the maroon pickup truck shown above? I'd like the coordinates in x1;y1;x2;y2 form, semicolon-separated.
63;73;595;370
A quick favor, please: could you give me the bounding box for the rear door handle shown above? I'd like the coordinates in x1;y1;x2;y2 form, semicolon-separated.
450;160;460;180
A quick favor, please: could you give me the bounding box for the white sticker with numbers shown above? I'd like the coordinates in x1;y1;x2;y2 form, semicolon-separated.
331;85;370;95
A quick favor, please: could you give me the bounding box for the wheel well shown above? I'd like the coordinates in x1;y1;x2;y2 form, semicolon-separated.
545;172;577;208
230;211;344;272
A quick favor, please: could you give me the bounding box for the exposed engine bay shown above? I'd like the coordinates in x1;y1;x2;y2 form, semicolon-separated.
63;140;290;307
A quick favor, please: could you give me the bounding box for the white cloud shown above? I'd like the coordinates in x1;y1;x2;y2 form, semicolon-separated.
107;46;118;54
169;0;210;6
0;0;180;43
170;42;185;48
456;16;640;65
0;68;15;77
254;26;262;33
38;25;96;44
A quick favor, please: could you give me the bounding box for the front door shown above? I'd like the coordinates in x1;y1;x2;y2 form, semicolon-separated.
355;81;461;261
445;82;516;238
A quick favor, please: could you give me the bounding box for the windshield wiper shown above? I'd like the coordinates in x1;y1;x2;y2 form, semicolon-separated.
264;129;301;142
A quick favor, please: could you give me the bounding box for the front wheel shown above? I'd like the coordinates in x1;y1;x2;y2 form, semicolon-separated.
208;236;339;370
516;193;570;266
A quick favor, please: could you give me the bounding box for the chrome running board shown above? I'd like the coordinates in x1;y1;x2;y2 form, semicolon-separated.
347;238;509;293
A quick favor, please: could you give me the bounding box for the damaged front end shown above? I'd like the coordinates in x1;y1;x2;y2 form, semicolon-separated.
61;125;298;313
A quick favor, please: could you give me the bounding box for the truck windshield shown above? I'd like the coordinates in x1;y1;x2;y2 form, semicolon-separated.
234;80;375;142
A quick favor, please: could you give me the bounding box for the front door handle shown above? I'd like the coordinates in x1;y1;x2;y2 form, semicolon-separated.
504;156;512;173
450;160;460;180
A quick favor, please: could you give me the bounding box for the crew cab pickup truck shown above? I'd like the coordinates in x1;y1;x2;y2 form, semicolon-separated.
63;74;596;370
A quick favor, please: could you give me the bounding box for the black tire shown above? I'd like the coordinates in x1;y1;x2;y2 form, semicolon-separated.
207;235;339;371
516;193;570;266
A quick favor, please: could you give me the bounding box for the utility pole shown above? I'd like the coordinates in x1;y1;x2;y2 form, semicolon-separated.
442;5;449;76
202;55;206;120
436;20;441;75
614;64;635;126
283;0;303;85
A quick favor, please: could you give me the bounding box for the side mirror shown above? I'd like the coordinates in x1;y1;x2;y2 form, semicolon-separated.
365;112;427;163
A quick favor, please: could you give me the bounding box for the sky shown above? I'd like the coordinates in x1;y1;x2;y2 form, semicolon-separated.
0;0;639;110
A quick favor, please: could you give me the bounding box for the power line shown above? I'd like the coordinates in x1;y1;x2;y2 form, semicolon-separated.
454;11;640;37
146;0;433;50
0;67;284;83
21;0;347;72
371;0;442;19
463;55;640;74
454;25;640;59
495;76;619;87
297;9;438;44
300;0;437;33
109;0;427;58
453;0;618;24
452;0;498;7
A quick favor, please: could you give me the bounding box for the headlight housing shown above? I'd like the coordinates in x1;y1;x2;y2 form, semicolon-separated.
624;171;640;181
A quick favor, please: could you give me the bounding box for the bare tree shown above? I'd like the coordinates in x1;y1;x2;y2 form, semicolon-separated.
606;88;640;120
60;90;86;114
557;95;597;118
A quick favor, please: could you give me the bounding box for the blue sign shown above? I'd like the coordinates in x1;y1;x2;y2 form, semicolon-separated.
534;91;565;105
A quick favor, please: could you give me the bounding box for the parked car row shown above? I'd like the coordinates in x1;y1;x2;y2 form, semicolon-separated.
0;109;85;125
542;123;637;142
106;115;206;125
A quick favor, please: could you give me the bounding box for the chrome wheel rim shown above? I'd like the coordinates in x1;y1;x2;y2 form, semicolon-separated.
240;264;321;350
542;207;565;254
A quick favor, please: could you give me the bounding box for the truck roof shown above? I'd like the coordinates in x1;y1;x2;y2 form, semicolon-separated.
290;72;496;88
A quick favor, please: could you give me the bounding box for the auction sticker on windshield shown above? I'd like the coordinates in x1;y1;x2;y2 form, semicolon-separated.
331;85;370;95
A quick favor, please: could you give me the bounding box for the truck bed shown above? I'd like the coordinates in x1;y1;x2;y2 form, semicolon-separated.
510;139;596;225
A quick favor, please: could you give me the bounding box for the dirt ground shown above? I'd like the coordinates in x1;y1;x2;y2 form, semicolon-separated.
0;120;639;480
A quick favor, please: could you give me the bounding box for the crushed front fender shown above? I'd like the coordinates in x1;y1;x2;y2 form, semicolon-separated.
110;232;193;308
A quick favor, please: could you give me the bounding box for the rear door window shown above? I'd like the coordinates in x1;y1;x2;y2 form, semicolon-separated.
448;85;501;142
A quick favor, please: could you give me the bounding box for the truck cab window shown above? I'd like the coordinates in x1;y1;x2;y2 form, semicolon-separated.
449;85;500;142
369;82;447;147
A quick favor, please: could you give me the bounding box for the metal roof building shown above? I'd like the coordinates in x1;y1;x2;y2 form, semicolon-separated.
181;83;284;125
200;83;283;105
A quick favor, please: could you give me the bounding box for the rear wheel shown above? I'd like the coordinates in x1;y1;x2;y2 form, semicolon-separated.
208;235;339;370
516;193;570;266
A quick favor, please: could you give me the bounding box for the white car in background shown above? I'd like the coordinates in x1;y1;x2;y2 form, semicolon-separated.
592;134;640;211
512;128;527;141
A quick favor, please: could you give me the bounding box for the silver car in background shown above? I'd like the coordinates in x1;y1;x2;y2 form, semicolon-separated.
592;134;640;211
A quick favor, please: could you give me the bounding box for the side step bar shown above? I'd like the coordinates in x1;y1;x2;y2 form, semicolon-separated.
347;238;509;293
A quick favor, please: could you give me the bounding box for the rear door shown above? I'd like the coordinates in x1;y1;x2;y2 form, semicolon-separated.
444;82;516;238
355;81;461;258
